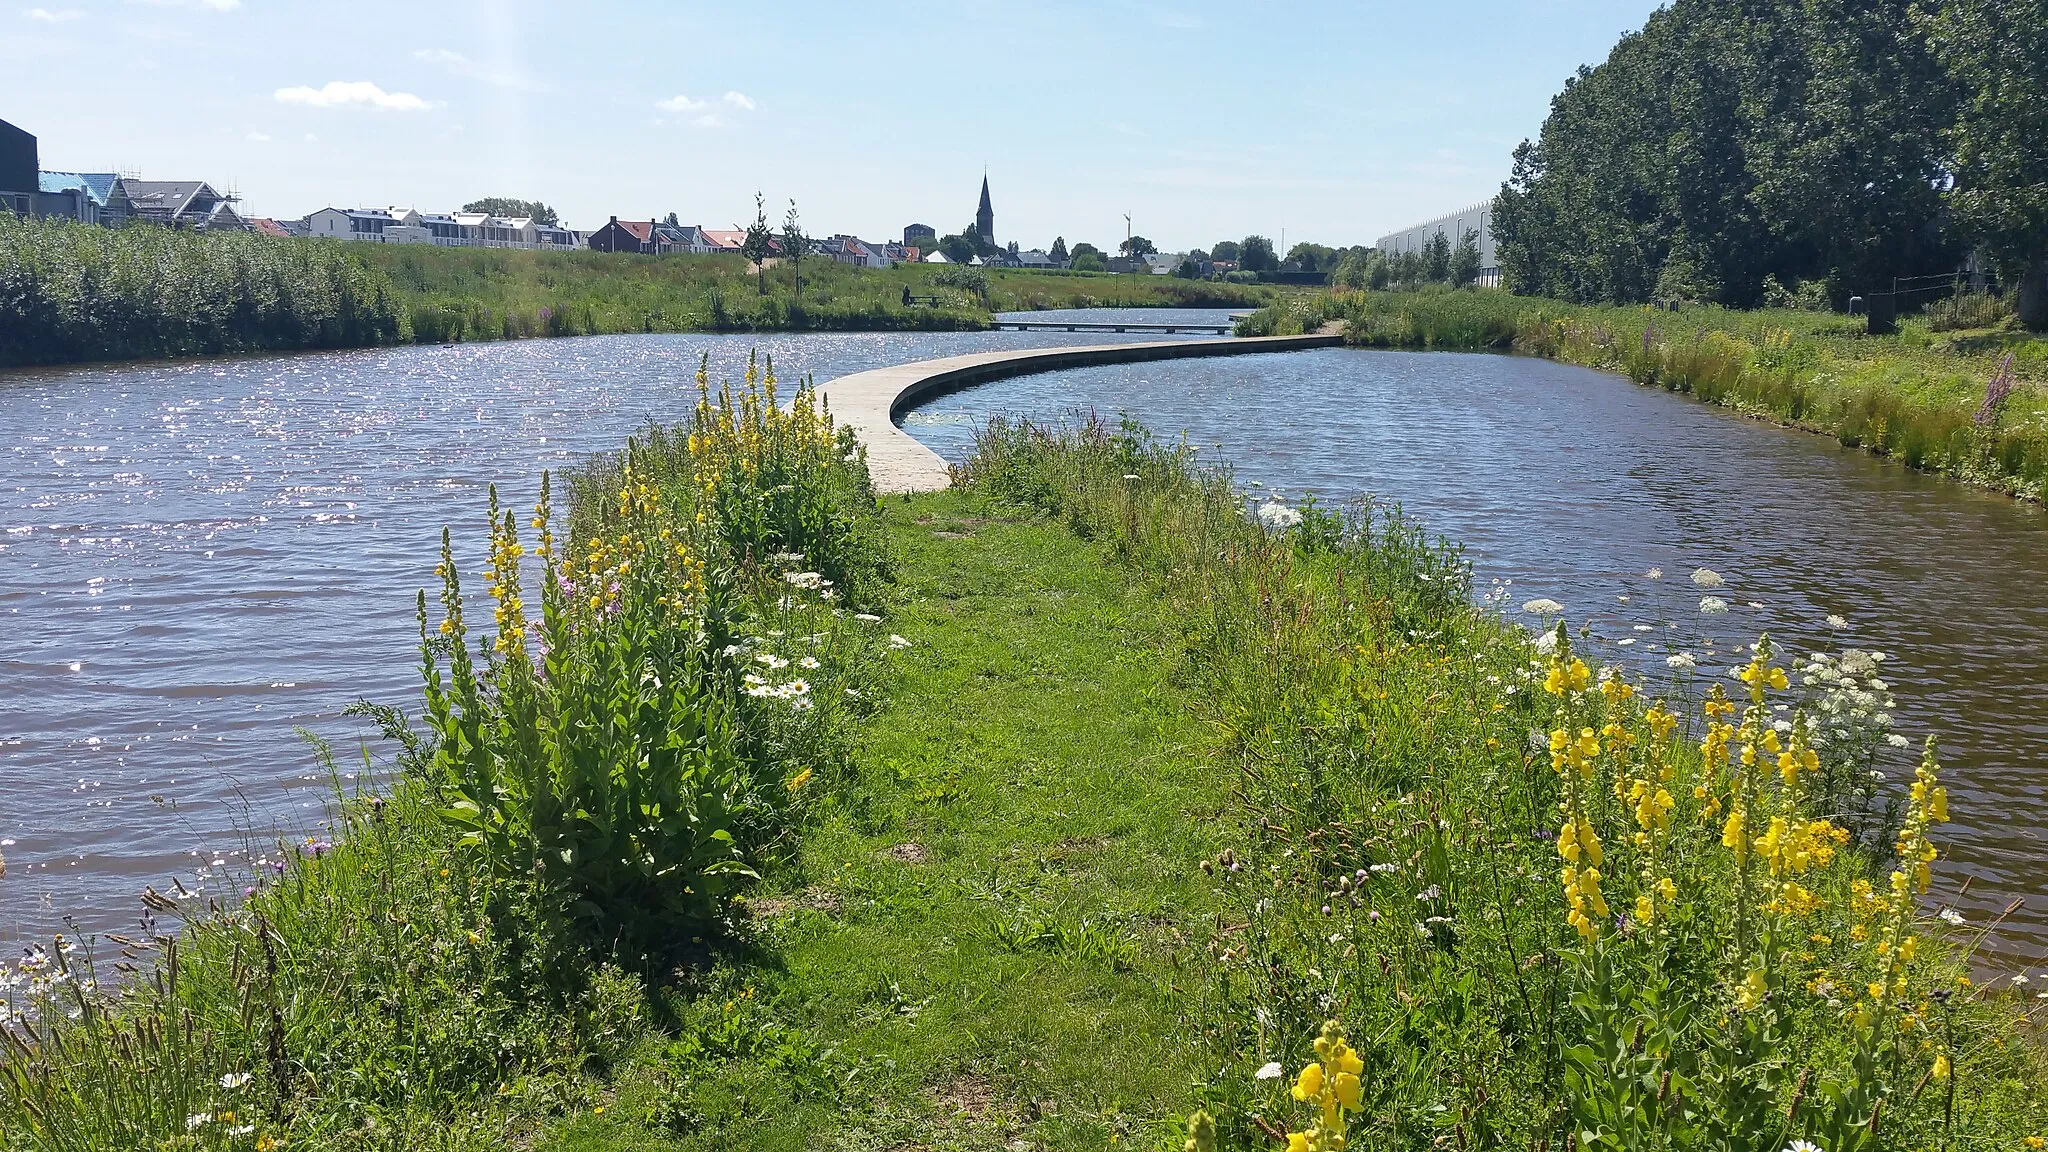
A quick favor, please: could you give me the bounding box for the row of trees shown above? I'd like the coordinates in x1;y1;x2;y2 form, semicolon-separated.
1493;0;2048;326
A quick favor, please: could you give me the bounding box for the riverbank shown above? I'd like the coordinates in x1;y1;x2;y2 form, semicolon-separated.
0;215;1277;369
1240;288;2048;503
5;369;2043;1148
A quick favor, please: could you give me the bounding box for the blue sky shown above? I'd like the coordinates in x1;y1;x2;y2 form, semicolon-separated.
4;0;1664;251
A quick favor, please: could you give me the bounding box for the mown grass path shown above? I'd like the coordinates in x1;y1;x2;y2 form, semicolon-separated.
546;491;1226;1150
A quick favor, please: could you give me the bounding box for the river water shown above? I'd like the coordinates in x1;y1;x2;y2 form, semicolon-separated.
2;312;2042;967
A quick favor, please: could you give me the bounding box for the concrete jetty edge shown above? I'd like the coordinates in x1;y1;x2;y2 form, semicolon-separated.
815;332;1343;494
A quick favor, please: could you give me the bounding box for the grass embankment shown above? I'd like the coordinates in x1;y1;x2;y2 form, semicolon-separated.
6;381;2044;1149
0;214;1275;369
1238;287;2048;502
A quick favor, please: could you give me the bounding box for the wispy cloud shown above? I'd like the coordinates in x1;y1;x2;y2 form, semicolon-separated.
245;131;270;142
654;90;754;126
24;7;84;21
133;0;241;10
275;80;430;111
412;47;538;91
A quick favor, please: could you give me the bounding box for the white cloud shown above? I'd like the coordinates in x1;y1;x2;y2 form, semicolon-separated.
654;90;754;125
25;7;84;21
245;131;270;142
275;81;430;111
133;0;241;10
413;47;536;90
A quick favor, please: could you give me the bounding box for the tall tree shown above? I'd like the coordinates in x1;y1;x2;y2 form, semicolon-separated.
1424;231;1453;282
462;198;559;227
1928;0;2048;327
1451;231;1482;287
739;192;773;295
1238;235;1277;273
781;200;807;300
1211;239;1242;262
1119;235;1158;259
1048;236;1068;263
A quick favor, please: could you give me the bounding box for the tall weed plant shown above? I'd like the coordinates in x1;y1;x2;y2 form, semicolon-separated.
958;420;2048;1151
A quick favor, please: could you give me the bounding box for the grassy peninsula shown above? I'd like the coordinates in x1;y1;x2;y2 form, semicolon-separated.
3;360;2043;1149
1240;288;2048;502
0;215;1275;370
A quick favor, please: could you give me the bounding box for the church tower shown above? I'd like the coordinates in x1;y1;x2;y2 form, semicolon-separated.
976;174;994;248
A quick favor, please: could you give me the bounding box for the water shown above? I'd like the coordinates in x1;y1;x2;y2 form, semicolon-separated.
902;347;2048;965
0;319;1232;952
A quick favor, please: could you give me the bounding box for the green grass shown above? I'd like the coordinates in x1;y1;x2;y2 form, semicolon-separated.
533;490;1227;1150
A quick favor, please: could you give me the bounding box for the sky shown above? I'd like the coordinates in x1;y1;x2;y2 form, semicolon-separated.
3;0;1667;253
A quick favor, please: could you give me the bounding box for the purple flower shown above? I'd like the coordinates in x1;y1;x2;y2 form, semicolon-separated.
1976;353;2016;430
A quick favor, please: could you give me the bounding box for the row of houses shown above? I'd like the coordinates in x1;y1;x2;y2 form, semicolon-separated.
301;205;580;250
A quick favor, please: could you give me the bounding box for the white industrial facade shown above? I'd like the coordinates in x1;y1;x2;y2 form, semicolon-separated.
1376;198;1500;287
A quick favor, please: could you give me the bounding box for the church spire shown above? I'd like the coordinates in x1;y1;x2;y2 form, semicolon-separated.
976;172;994;247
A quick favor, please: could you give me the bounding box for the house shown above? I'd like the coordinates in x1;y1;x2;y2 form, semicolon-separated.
923;250;951;264
305;206;399;240
816;234;889;269
249;217;296;239
586;216;698;254
111;179;246;230
903;223;935;246
0;118;34;216
700;229;749;254
1015;248;1059;270
34;171;118;224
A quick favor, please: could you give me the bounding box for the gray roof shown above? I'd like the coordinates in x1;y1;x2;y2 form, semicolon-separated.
119;180;215;216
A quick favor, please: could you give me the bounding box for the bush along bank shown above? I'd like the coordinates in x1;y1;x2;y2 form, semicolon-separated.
0;354;897;1149
0;215;1280;370
1305;288;2048;503
957;416;2047;1150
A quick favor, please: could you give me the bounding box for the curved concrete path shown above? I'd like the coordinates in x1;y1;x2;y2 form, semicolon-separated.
817;333;1342;493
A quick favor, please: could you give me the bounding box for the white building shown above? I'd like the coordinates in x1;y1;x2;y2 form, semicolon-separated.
303;206;578;249
1376;198;1500;286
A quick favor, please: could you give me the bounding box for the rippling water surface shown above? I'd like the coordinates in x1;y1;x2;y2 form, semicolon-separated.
903;347;2048;962
0;322;1221;950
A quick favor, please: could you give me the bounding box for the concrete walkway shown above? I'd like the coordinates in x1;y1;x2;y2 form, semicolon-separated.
817;333;1343;493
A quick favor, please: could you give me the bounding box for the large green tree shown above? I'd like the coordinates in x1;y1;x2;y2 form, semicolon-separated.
1928;0;2048;327
1238;235;1277;273
1494;0;1956;307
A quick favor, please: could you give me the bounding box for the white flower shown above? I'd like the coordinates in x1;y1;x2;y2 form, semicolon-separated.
1616;638;1636;646
1255;500;1302;530
1784;1141;1823;1152
227;1126;254;1137
888;634;912;650
784;571;828;590
1826;613;1849;629
1255;1061;1284;1080
1667;651;1696;670
1938;907;1966;926
219;1072;251;1090
1691;568;1724;589
2012;973;2031;986
1886;734;1909;748
797;656;820;669
854;612;883;623
1532;631;1558;655
186;1113;210;1131
780;679;811;698
1645;567;1662;579
1521;598;1564;616
745;683;776;698
1698;596;1729;615
756;653;789;670
1122;473;1141;481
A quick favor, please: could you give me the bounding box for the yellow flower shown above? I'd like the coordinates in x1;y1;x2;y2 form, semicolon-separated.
786;767;814;793
2021;1137;2044;1150
1292;1062;1324;1101
1931;1052;1951;1080
1734;969;1768;1011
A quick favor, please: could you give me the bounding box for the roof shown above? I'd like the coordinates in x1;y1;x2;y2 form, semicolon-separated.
924;251;950;263
119;180;214;216
611;219;654;242
977;175;992;215
700;229;747;250
39;171;118;205
250;218;294;239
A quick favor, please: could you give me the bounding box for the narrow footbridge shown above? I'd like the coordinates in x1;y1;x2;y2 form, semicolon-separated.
993;319;1236;334
818;332;1341;493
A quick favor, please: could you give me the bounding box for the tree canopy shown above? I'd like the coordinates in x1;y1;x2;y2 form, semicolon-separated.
1238;235;1277;273
1210;240;1242;262
1493;0;1963;309
1120;235;1158;258
1049;236;1069;262
462;198;560;227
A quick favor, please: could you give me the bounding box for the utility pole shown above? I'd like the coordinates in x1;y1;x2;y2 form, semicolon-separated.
1124;213;1132;276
